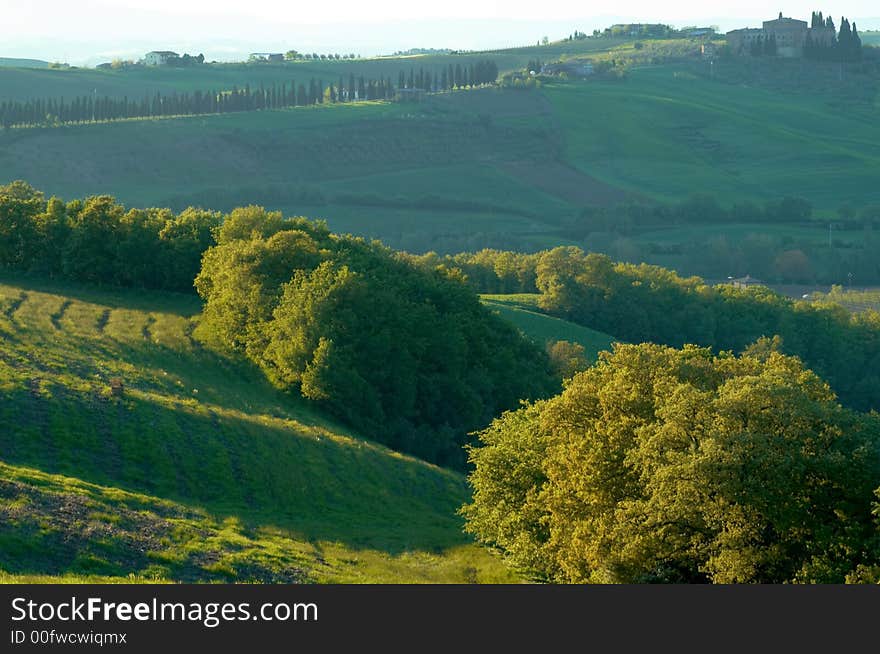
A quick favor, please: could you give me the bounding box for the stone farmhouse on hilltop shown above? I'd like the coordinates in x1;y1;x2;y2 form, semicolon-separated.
727;12;835;58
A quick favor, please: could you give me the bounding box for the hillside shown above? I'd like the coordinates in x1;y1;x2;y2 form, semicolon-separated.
546;65;880;210
0;95;582;254
0;275;517;583
481;294;616;361
0;58;49;69
0;55;534;103
1;43;879;288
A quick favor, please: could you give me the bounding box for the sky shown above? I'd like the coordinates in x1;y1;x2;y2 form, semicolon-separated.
2;1;878;66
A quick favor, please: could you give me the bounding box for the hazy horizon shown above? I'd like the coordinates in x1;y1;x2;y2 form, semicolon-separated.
2;1;879;66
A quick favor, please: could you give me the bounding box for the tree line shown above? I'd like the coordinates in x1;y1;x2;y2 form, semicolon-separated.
396;61;499;92
0;181;220;292
3;183;877;581
284;51;359;60
406;246;880;414
805;14;863;61
0;60;499;129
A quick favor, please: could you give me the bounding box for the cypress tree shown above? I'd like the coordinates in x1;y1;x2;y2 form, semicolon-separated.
852;22;863;60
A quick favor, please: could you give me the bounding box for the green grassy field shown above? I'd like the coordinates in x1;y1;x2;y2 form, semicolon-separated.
545;65;880;211
478;37;631;58
481;294;616;360
0;275;517;583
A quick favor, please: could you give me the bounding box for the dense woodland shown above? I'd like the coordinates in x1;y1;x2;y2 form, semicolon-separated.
193;207;555;467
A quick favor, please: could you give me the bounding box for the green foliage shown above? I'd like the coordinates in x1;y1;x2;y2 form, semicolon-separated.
196;216;556;468
0;184;221;292
464;343;880;583
545;340;591;380
447;246;880;413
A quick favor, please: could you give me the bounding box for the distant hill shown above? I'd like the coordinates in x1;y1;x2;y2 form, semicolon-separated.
0;57;49;69
0;275;516;583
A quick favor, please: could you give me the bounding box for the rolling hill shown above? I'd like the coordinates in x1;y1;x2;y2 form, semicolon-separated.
0;55;532;103
546;65;880;210
1;42;878;286
481;294;616;361
0;275;517;583
0;58;49;69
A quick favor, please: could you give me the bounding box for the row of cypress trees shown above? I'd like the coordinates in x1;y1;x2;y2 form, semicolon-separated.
0;60;499;129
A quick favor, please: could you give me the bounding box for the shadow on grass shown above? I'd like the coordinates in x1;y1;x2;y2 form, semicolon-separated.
0;385;471;558
0;272;203;316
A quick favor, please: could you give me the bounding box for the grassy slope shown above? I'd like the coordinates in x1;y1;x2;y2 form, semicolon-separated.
481;294;616;361
0;276;516;583
0;59;49;69
0;93;575;254
545;65;880;211
3;60;877;215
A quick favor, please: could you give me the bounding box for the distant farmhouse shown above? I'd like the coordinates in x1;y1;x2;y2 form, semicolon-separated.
727;12;835;58
728;275;764;289
249;53;284;63
143;51;179;66
541;61;594;78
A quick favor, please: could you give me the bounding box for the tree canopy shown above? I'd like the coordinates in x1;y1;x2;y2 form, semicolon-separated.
463;342;880;583
195;208;556;468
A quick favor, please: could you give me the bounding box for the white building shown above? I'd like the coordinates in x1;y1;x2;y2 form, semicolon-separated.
143;51;179;66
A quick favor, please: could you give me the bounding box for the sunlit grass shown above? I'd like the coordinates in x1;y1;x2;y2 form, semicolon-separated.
0;275;518;583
